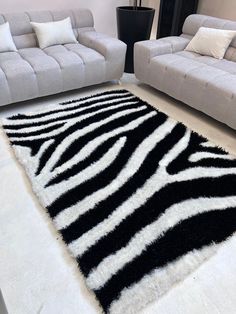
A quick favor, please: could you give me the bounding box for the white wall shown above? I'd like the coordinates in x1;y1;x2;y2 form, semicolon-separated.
198;0;236;20
0;0;128;37
1;0;235;38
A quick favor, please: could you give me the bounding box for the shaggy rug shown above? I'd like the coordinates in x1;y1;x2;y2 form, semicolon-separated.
2;89;236;314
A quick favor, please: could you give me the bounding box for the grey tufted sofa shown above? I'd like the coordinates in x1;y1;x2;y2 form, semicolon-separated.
134;14;236;130
0;9;126;107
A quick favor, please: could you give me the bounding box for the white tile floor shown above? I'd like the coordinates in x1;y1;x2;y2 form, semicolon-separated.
1;75;236;314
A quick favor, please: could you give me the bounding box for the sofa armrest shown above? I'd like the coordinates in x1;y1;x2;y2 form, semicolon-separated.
134;36;190;64
134;36;190;82
78;31;127;62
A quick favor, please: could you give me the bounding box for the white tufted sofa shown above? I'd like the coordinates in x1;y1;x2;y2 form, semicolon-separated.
134;14;236;130
0;9;126;107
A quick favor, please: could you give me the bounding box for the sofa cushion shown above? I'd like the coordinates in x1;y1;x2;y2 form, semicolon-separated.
31;17;78;49
18;48;63;95
149;53;206;98
0;22;17;53
0;9;95;50
149;53;236;127
225;46;236;62
176;50;219;65
0;42;106;104
149;53;233;100
183;14;236;49
42;45;85;91
43;43;105;91
0;36;119;106
65;43;106;85
185;27;236;59
176;51;236;73
0;51;38;102
213;58;236;74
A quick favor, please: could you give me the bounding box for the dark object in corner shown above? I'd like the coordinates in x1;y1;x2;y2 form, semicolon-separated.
157;0;198;38
117;6;155;73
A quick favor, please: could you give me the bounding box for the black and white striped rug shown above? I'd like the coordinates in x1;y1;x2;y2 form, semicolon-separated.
2;90;236;314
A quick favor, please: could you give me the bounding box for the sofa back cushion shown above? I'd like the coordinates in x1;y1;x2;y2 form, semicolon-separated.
0;22;17;52
182;14;236;62
0;9;94;49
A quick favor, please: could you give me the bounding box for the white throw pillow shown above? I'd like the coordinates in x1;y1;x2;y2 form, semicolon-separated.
185;27;236;59
0;22;17;53
31;17;78;49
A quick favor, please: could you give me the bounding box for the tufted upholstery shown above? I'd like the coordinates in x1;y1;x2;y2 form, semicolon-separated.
0;9;126;106
183;14;236;48
134;14;236;130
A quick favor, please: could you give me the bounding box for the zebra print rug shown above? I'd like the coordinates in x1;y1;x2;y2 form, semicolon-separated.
2;89;236;314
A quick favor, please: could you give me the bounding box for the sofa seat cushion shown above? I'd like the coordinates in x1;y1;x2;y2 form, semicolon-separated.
211;59;236;74
64;43;105;63
149;53;236;128
0;51;38;103
176;50;236;73
149;53;208;98
65;43;106;84
18;48;63;96
43;45;84;91
175;50;219;65
0;42;108;104
43;44;106;90
150;53;235;97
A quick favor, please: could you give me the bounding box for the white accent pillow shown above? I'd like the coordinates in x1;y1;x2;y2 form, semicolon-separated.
185;27;236;59
31;17;78;49
0;22;17;52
